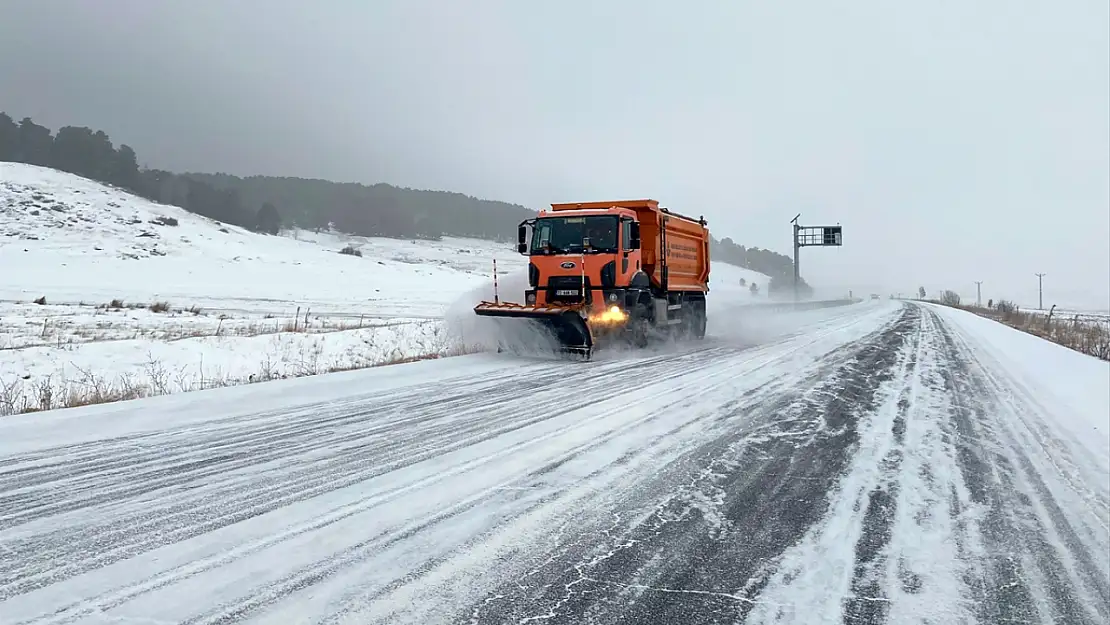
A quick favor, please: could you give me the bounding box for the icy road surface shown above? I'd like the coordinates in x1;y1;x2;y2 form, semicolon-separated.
1;302;1107;624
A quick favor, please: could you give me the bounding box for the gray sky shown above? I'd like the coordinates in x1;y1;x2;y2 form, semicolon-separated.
2;0;1108;309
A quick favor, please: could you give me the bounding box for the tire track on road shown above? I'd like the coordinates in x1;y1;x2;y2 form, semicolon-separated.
839;312;920;625
144;310;900;625
1;348;738;599
932;307;1109;625
453;307;916;625
742;303;1108;625
12;339;816;625
0;304;901;624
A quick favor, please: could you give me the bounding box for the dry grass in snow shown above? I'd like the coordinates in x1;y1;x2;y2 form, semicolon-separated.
0;320;482;415
930;295;1110;361
0;300;426;350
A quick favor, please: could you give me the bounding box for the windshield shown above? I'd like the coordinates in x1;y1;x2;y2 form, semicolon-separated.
531;216;618;254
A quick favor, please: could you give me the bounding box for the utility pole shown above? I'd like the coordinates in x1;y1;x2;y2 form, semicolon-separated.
1035;273;1046;310
974;281;983;307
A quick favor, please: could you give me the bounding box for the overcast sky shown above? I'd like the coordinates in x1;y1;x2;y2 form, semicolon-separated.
1;0;1107;309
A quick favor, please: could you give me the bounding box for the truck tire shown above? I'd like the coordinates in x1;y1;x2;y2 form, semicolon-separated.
692;300;707;339
630;303;650;348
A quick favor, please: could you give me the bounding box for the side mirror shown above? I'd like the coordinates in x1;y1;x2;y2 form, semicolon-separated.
629;221;641;250
517;224;528;254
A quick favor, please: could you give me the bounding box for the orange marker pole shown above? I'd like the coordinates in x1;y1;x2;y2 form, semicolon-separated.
581;253;586;308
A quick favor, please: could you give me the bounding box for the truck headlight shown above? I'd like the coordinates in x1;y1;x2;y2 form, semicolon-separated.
589;305;628;324
526;292;536;304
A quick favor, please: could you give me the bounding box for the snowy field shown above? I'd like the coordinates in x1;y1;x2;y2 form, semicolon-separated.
0;300;1106;624
0;163;779;412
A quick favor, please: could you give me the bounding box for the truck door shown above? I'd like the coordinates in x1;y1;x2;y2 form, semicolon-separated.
621;217;633;274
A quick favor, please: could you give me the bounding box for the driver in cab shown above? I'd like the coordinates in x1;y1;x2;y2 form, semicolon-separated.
584;221;615;251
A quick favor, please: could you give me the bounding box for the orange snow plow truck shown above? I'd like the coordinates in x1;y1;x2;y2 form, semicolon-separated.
474;199;710;359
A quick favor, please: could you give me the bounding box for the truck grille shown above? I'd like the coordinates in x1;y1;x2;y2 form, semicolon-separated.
547;276;591;303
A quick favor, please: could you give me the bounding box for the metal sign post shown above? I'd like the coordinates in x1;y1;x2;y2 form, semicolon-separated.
791;214;843;301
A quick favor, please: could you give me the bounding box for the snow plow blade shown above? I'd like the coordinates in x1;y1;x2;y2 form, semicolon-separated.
473;301;594;358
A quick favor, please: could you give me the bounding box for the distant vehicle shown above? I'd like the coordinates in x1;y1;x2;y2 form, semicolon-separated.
871;294;880;300
474;199;710;359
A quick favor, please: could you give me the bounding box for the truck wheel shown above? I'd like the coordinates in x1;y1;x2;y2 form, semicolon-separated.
692;301;707;339
630;303;650;348
676;306;692;339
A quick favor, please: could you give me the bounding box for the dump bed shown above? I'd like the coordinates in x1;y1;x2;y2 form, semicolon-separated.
549;199;710;293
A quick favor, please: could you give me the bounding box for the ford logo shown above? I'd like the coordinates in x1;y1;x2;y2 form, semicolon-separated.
560;261;576;269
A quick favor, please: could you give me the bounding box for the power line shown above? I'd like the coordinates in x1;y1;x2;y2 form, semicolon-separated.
1035;273;1046;310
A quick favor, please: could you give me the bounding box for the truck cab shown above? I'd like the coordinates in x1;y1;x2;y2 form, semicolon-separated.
517;206;647;314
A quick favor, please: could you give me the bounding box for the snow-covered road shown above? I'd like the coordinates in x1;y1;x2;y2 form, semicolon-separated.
1;302;1106;624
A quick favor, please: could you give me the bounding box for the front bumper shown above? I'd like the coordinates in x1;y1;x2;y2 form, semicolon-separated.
525;287;637;310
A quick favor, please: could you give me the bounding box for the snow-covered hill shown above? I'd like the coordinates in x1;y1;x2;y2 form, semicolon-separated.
0;163;527;318
0;163;779;413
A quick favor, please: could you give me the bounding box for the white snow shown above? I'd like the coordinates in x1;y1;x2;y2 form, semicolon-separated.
747;306;975;624
0;302;899;624
0;162;519;411
1;300;1106;622
0;162;525;316
0;354;520;453
748;303;1110;624
1;163;787;411
928;302;1110;504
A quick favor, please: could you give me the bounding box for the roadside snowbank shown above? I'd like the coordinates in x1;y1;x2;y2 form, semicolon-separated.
928;303;1110;465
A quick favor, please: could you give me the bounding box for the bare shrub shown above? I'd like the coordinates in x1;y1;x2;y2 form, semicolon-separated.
339;245;363;257
0;378;28;416
255;356;277;382
149;301;171;313
1042;316;1110;361
1077;323;1110;360
143;354;170;396
32;296;46;305
939;290;961;306
34;377;54;411
293;341;325;376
